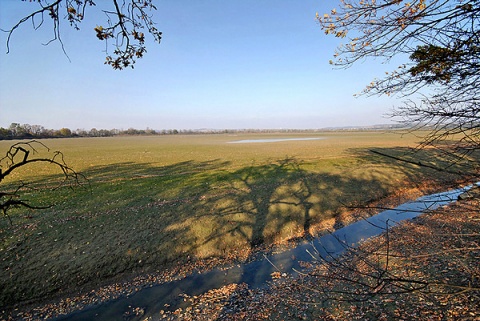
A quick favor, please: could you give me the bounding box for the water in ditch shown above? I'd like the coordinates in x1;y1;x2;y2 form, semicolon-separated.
59;183;478;320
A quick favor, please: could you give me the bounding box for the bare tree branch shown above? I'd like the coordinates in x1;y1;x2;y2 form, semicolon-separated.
0;140;86;224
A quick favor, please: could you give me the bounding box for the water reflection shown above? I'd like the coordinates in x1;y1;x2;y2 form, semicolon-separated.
228;137;325;144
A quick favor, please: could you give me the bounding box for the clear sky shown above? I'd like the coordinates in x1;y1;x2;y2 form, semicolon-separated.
0;0;401;131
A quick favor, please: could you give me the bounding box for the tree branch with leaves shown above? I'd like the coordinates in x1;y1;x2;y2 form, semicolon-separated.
318;0;480;174
2;0;162;69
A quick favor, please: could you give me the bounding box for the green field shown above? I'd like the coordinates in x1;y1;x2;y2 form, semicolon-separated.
0;132;468;309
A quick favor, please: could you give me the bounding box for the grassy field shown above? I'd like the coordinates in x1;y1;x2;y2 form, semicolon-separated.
0;132;469;309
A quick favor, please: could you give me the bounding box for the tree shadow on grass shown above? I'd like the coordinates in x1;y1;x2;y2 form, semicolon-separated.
352;146;479;187
188;158;377;254
0;159;233;308
174;156;401;320
204;148;479;320
1;151;420;311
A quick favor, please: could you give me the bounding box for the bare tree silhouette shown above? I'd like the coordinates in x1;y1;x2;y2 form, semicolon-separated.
0;141;84;224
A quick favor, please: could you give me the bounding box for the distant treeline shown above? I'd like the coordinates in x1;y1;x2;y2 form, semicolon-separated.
0;123;331;140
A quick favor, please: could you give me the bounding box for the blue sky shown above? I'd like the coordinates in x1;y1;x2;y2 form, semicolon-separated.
0;1;400;130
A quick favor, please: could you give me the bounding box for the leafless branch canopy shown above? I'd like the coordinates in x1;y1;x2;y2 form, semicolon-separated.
299;210;480;305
